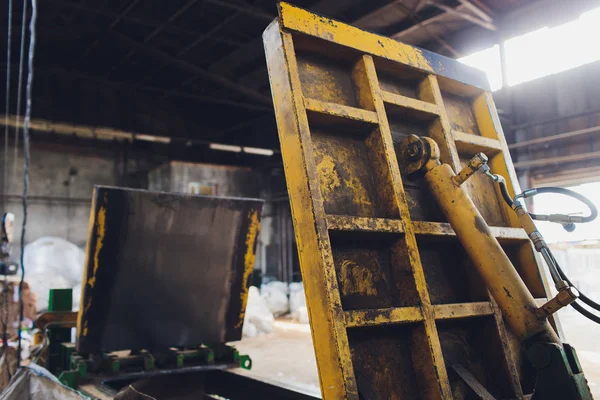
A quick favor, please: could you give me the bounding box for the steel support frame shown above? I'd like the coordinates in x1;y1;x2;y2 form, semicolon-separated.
264;3;558;399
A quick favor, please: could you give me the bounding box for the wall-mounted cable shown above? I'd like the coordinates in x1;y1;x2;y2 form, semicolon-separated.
13;0;28;186
17;0;36;365
3;0;13;196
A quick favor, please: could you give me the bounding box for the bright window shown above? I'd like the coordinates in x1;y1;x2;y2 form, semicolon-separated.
458;6;600;91
533;181;600;244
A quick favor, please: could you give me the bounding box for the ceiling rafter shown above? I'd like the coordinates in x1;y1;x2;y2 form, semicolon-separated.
75;0;142;65
134;1;276;88
47;0;243;46
104;0;201;78
205;0;273;21
109;30;272;104
426;0;496;31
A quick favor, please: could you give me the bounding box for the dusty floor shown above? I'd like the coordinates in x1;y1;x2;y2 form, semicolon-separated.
230;319;320;396
232;314;600;398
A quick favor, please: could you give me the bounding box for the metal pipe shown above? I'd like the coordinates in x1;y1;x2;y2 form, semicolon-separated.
510;107;600;131
509;125;600;150
513;150;600;169
423;161;559;343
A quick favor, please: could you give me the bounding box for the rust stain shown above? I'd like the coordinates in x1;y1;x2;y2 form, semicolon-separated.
339;259;378;296
317;154;342;195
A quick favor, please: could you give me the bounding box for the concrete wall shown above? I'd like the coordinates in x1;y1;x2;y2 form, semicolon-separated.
147;161;298;281
148;161;261;198
0;139;123;253
0;134;296;282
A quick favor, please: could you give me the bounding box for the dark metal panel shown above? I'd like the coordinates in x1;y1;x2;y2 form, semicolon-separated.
77;186;263;353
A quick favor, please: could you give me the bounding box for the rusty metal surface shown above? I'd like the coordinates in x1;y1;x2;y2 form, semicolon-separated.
264;3;555;399
77;186;262;354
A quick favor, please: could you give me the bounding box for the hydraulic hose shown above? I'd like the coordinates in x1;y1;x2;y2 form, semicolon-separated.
493;179;600;323
518;186;598;225
497;178;514;208
571;301;600;324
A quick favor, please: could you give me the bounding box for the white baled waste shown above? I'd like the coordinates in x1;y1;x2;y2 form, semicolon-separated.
289;282;309;324
242;286;274;337
261;281;290;317
23;237;85;311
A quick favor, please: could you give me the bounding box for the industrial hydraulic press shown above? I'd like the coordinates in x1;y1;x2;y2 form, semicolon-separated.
264;3;597;398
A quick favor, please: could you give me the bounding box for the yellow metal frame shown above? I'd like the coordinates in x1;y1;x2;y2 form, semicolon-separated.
264;3;555;398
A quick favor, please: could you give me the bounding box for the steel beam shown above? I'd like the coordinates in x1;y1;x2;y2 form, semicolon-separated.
76;0;142;64
457;0;493;22
27;66;270;111
110;30;271;104
205;0;273;21
514;151;600;169
509;125;600;150
391;5;464;39
104;0;201;78
47;0;242;46
427;0;496;30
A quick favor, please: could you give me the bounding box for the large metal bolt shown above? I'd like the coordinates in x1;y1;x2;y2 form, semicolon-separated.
406;140;423;161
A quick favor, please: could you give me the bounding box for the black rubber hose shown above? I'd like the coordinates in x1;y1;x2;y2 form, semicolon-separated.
497;179;514;208
555;262;600;312
528;186;598;223
492;177;600;321
571;301;600;324
542;247;600;312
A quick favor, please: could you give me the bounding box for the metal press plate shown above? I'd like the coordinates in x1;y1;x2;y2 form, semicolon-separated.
77;186;262;354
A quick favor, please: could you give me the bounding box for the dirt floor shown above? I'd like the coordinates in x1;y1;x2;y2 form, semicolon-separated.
230;319;320;396
232;314;600;398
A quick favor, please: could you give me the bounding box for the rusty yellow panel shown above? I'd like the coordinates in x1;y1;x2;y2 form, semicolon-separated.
264;3;553;399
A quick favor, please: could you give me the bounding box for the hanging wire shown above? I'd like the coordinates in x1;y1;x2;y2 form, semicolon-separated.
1;0;14;358
1;271;7;352
3;0;13;196
17;0;36;364
13;0;28;187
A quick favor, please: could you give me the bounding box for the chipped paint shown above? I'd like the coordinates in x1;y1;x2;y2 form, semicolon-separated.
236;209;260;328
317;154;342;194
263;3;549;398
87;206;106;288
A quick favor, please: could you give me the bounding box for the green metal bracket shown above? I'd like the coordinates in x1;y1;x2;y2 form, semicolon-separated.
48;289;73;312
58;354;87;389
238;354;252;370
48;289;73;375
176;347;214;368
231;347;252;370
58;370;78;388
527;342;593;399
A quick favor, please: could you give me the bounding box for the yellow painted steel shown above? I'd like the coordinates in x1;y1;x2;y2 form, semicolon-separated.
264;20;357;399
421;145;559;343
264;3;554;398
277;2;434;74
236;210;261;329
77;191;100;339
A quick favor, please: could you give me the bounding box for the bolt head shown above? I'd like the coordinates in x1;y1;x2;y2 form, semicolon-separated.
407;141;423;161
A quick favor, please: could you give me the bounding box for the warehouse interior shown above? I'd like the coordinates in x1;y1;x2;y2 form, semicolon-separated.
0;0;600;398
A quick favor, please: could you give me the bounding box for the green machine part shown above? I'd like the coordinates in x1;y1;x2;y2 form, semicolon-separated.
47;289;73;375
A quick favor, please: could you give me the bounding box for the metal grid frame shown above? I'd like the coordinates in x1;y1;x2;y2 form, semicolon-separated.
264;3;556;398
